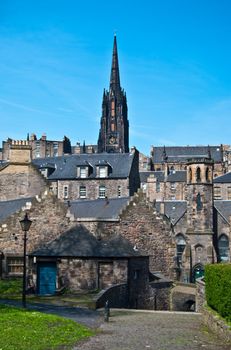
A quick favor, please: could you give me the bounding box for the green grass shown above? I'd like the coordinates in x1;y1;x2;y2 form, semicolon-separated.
0;304;94;350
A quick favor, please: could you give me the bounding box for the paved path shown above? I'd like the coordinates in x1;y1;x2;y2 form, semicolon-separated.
0;299;101;328
1;300;230;349
74;310;231;350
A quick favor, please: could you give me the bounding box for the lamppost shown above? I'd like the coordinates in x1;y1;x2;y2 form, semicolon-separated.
19;213;32;308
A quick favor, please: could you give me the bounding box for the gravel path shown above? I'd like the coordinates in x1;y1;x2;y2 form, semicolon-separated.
74;310;231;350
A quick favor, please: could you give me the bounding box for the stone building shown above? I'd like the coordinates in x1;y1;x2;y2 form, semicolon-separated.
143;153;231;282
0;141;47;201
1;134;71;161
149;145;225;177
33;148;140;201
97;35;129;153
0;191;173;309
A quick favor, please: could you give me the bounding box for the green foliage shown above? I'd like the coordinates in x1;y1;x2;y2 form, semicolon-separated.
0;278;22;297
205;264;231;322
0;304;94;350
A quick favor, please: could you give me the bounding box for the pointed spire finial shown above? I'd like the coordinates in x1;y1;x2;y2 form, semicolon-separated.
207;145;211;159
110;35;120;92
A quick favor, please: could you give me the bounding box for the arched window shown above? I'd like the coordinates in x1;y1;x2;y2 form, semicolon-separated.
206;167;209;182
188;167;192;182
176;234;186;265
196;167;201;183
218;235;229;262
196;193;203;211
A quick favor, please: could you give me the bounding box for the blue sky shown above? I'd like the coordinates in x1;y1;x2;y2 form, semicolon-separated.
1;0;231;155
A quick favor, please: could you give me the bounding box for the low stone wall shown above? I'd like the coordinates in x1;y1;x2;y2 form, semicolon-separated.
94;283;128;309
195;278;205;312
149;280;173;310
203;307;231;343
196;278;231;343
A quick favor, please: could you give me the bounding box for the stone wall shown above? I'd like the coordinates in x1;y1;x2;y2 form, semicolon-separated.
196;278;205;312
0;192;71;277
55;178;130;200
0;164;47;201
81;192;176;280
196;278;231;342
94;283;128;309
51;258;128;292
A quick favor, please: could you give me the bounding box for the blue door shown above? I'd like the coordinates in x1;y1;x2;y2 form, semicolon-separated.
37;262;57;295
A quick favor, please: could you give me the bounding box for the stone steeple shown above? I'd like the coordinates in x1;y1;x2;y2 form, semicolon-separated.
97;35;129;153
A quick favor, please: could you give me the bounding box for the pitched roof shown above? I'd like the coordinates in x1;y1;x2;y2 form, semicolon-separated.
0;197;33;222
167;171;186;182
139;171;164;183
31;225;143;258
213;172;231;183
69;197;129;221
155;201;187;225
152;146;222;163
32;153;135;180
214;200;231;223
139;170;186;183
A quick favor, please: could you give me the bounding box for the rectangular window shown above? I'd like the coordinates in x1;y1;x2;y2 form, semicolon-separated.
99;185;106;198
63;185;69;199
214;186;221;200
79;186;86;198
171;183;176;190
80;167;87;178
99;167;107;178
156;182;160;193
35;141;40;158
7;257;23;275
228;187;231;200
53;142;58;157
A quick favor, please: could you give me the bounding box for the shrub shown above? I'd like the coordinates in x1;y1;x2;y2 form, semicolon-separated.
205;263;231;322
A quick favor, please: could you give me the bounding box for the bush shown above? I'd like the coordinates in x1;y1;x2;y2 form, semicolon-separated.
205;263;231;322
0;278;22;297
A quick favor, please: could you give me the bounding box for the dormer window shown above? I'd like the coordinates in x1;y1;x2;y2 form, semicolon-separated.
77;165;90;178
80;167;87;178
99;166;107;178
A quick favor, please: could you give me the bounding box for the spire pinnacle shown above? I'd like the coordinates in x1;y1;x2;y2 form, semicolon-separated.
110;35;120;92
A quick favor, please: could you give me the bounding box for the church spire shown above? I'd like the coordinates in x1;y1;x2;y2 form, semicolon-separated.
98;36;129;153
110;35;120;92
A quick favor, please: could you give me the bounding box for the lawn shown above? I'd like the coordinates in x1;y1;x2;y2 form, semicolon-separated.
0;304;94;350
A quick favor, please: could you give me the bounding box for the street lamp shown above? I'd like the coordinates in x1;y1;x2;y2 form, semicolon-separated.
20;213;32;308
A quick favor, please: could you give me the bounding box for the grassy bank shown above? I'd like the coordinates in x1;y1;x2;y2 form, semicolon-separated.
0;304;94;350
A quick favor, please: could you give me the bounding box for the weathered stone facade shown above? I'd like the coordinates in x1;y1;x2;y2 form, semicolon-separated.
55;178;130;201
80;192;176;280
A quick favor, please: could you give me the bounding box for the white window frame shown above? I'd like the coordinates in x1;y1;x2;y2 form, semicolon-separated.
79;185;87;198
99;166;107;178
99;185;106;198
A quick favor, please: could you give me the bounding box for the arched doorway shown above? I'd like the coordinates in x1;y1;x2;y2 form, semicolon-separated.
192;264;204;283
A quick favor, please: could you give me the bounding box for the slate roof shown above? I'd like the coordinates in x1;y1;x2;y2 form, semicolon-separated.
214;201;231;223
0;197;33;222
152;146;222;163
31;225;143;258
139;171;186;183
213;172;231;183
33;153;135;180
167;171;186;182
139;171;164;183
69;197;129;220
155;201;187;225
